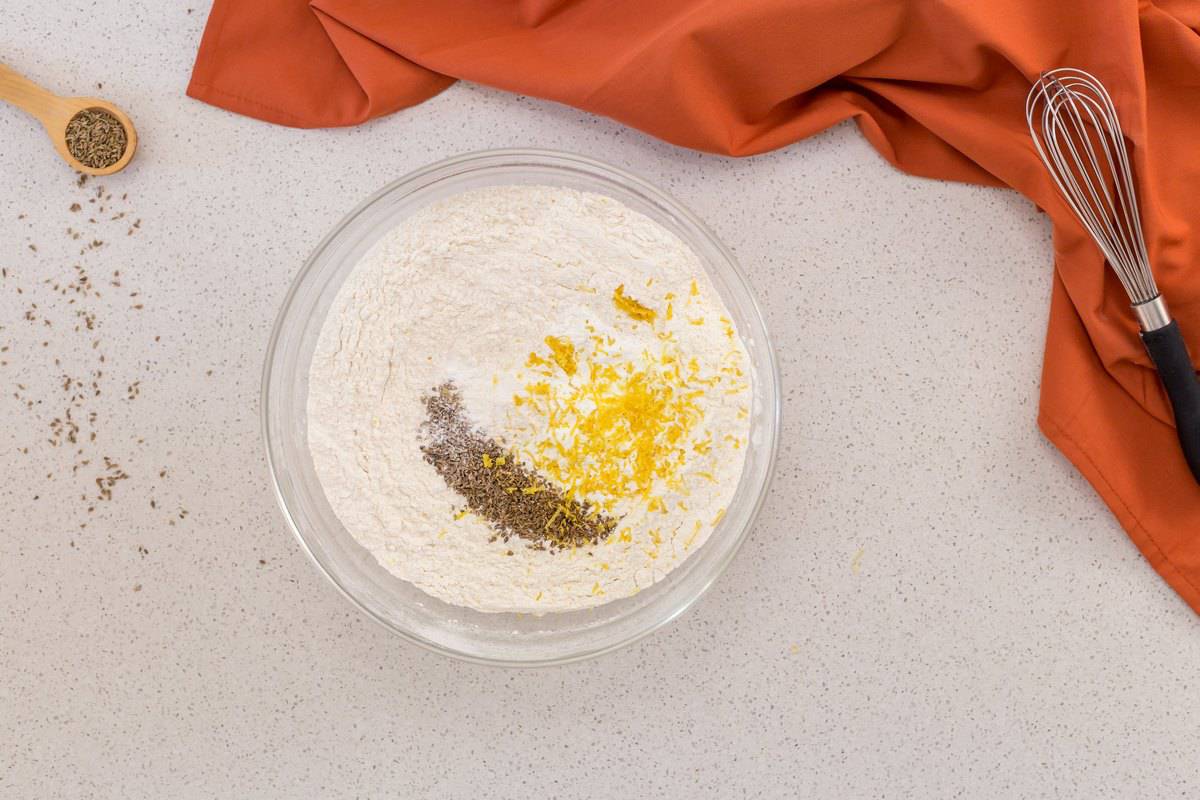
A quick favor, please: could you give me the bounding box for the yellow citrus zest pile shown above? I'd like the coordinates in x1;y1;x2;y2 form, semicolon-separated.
511;283;752;522
506;282;750;565
516;337;705;514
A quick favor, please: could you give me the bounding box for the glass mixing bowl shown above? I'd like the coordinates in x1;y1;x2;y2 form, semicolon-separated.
262;149;780;665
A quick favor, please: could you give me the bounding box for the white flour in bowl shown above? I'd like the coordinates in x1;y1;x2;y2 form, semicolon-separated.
307;185;751;613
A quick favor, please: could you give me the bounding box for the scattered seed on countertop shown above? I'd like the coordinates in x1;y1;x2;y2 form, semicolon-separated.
4;175;184;531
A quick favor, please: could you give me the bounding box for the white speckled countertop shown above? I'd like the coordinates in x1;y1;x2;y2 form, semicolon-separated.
2;4;1198;798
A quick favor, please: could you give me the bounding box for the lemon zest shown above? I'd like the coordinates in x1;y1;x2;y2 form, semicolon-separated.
612;284;657;324
543;335;577;376
508;286;739;527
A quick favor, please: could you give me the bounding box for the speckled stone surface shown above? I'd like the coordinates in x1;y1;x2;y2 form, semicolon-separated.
2;4;1199;798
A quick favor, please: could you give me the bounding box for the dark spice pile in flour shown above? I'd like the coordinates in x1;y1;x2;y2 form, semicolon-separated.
420;381;616;550
64;109;128;170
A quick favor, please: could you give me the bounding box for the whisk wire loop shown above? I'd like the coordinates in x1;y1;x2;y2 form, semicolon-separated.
1025;68;1158;305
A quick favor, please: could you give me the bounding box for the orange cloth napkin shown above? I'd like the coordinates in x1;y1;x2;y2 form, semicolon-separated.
189;0;1200;613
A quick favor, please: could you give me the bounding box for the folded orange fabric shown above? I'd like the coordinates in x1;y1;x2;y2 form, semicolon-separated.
189;0;1200;613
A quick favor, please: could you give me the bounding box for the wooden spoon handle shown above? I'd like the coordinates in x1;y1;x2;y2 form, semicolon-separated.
0;62;68;129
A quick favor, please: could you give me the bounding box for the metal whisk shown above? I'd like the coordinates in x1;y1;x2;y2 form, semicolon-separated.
1027;68;1200;484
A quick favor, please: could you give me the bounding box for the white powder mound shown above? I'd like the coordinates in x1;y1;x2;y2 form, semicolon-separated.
307;185;751;613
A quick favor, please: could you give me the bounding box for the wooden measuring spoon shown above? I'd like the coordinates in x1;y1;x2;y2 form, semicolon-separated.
0;62;137;176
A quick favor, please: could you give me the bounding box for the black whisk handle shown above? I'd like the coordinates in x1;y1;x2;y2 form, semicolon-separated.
1141;320;1200;485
